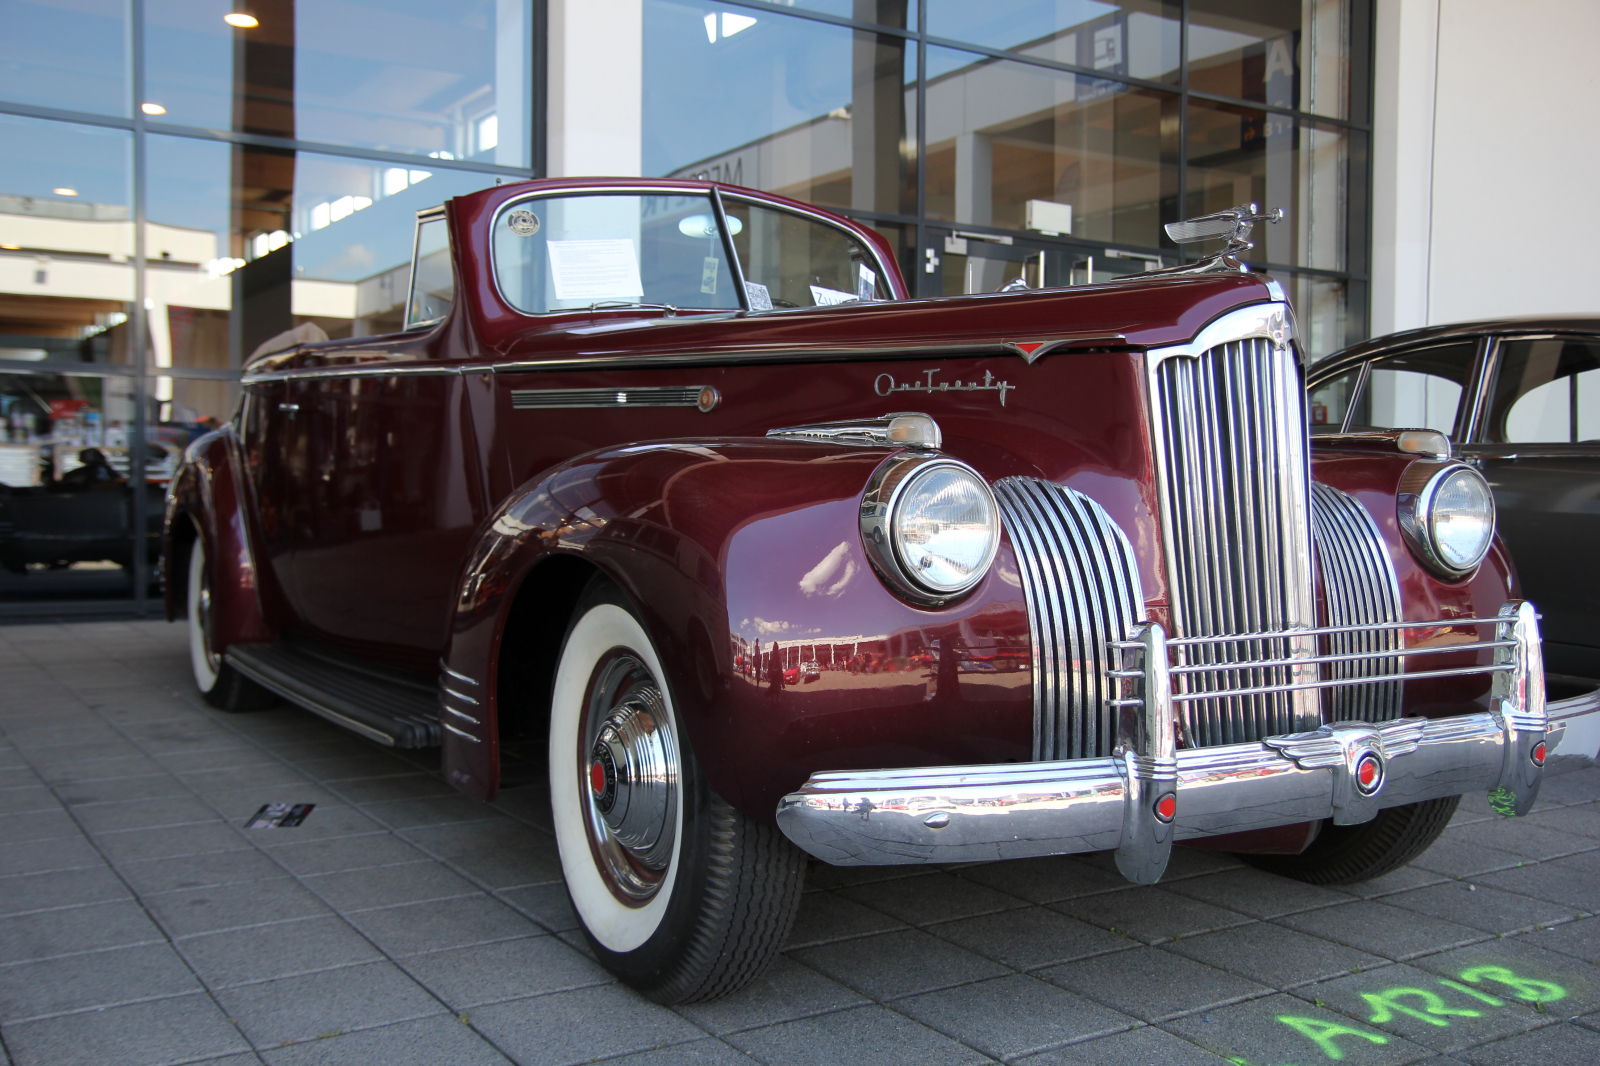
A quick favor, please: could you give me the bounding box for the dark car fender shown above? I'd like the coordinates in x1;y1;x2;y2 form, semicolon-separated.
163;427;274;651
439;439;1034;814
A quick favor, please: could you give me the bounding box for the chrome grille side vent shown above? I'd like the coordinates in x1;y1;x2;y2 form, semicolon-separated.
1311;482;1404;722
1146;304;1320;746
993;478;1145;760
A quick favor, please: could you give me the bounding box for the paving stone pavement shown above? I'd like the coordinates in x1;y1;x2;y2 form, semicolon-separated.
2;620;1600;1066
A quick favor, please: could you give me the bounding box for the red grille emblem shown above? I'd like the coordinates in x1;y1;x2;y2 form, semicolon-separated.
1355;754;1382;794
590;760;607;795
1532;741;1547;766
1154;793;1177;822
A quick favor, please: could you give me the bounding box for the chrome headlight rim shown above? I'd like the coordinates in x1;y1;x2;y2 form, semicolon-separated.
1397;460;1496;580
860;454;1000;605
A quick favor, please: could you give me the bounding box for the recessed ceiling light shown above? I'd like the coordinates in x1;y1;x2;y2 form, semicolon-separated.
1;244;20;250
223;12;258;28
53;188;78;197
141;102;167;116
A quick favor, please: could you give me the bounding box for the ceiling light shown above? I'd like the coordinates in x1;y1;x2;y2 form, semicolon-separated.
224;12;258;28
53;188;78;197
1;244;20;250
141;102;166;116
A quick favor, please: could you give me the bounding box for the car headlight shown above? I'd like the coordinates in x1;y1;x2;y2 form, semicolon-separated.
861;456;1000;602
1397;461;1496;578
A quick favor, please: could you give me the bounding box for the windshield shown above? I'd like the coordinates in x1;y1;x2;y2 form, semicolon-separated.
492;193;743;314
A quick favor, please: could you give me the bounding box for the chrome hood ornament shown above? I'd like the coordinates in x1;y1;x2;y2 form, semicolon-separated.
1124;203;1286;278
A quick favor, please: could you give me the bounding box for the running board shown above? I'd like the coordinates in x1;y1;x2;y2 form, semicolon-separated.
225;640;441;748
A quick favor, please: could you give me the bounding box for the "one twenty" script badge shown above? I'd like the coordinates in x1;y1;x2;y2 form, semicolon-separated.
875;369;1016;407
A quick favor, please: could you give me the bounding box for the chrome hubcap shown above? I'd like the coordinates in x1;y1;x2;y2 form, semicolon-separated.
580;652;677;903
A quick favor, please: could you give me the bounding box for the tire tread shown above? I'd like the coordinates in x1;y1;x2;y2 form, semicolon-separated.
1239;796;1461;885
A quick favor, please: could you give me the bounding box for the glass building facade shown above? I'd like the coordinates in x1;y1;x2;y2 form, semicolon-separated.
0;0;1371;613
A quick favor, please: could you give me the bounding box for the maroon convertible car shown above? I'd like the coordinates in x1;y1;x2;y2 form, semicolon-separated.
165;179;1600;1003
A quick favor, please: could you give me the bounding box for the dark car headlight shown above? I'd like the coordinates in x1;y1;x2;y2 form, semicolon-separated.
861;456;999;602
1397;461;1496;578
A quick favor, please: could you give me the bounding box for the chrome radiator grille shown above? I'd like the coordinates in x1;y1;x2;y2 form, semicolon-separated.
994;478;1144;761
1311;482;1405;722
1148;326;1319;746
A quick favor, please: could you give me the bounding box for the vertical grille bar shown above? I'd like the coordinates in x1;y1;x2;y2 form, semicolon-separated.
994;478;1144;760
1149;329;1319;747
1311;483;1405;721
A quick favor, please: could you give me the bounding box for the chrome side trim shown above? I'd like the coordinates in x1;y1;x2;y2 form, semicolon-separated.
775;603;1569;869
1311;483;1404;722
1144;302;1319;744
442;705;481;725
443;721;481;743
241;363;490;385
441;685;479;706
509;386;716;411
439;661;478;687
991;478;1144;761
767;412;941;450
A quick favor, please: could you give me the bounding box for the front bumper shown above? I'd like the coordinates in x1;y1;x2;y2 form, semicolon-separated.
776;602;1600;881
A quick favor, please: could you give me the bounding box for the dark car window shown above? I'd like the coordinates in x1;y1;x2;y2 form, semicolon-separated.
721;198;888;310
1485;337;1600;444
1345;341;1476;437
492;193;743;314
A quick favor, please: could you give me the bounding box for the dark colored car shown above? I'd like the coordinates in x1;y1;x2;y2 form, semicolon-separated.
164;185;1600;1003
1308;319;1600;681
0;448;163;573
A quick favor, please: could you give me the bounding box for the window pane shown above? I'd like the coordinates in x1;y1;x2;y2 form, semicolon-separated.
493;194;744;314
645;2;916;217
1308;368;1357;433
406;217;453;328
927;0;1180;84
723;199;888;309
144;0;533;165
0;0;129;117
145;135;495;369
925;47;1177;248
1188;0;1351;120
1274;272;1359;363
1487;338;1600;444
1349;343;1476;437
1184;101;1357;271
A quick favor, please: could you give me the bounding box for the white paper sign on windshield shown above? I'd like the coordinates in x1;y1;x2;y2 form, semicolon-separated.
546;239;645;301
809;285;856;307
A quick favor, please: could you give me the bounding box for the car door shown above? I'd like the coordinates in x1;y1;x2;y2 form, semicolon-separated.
1459;334;1600;680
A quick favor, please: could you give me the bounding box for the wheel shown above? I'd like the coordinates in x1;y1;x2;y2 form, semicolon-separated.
1238;796;1461;885
549;579;806;1003
187;535;277;712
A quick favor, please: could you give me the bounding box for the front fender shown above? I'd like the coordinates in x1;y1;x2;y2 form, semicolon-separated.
441;439;1033;815
163;427;274;650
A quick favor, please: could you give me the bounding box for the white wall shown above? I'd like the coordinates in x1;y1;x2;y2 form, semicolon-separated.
1372;0;1600;335
546;0;643;177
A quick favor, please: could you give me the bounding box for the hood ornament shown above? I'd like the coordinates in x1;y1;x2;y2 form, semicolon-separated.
1128;203;1285;278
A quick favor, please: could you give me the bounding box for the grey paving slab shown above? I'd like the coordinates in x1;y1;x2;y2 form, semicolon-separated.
262;831;425;876
175;914;385;989
1333;862;1454;900
1;991;252;1066
345;894;545;958
928;905;1134;971
894;973;1136;1060
783;890;909;949
1385;879;1583;936
0;864;131;916
0;899;166;963
302;860;481;912
322;773;457;805
215;960;446;1048
1519;917;1600;966
1162;992;1432;1066
673;955;868;1036
1476;852;1600;913
1052;885;1252;944
92;821;251;863
1521;804;1600;840
1276;899;1491;962
1405;935;1600;1021
117;847;290;896
1411;836;1532;879
0;786;59;815
225;800;386;843
1439;818;1597;863
1014;1025;1234;1066
445;843;564;890
291;753;423;783
468;983;707;1066
261;1014;515;1066
54;772;191;807
595;1041;760;1066
789;928;1010;1000
0;808;81;844
1163;921;1390;989
31;753;167;786
724;1003;988;1066
1300;962;1553;1055
1453;1020;1600;1065
0;942;201;1024
1162;866;1355;919
178;762;319;794
498;882;581;934
144;877;332;939
1534;770;1600;807
358;794;502;831
1039;945;1272;1023
837;870;1025;927
397;934;609;1010
72;794;220;835
954;855;1132;904
398;819;540;859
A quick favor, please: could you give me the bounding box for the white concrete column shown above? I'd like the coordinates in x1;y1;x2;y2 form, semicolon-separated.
547;0;643;177
1370;0;1439;336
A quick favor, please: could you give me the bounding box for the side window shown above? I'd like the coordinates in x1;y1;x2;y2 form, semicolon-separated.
1347;341;1476;437
1486;337;1600;444
722;199;887;310
405;212;454;329
1308;368;1360;433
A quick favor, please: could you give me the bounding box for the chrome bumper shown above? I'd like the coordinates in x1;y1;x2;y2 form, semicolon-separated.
776;602;1600;881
